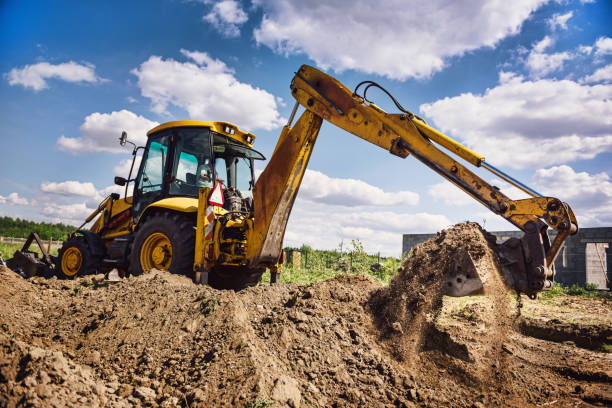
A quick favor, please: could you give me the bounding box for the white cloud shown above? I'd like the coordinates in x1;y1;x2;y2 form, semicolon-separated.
41;202;92;224
284;204;451;256
427;177;530;208
252;0;547;80
36;181;126;225
203;0;248;38
427;181;474;206
39;180;124;207
581;64;612;84
86;185;125;209
0;192;29;206
419;72;612;169
547;11;572;30
57;110;158;154
298;170;418;207
533;165;612;226
131;52;285;130
594;36;612;56
114;155;142;178
40;181;97;197
6;61;104;91
524;36;573;78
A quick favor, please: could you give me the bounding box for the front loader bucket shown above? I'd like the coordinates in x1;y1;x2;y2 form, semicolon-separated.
5;232;57;278
6;250;54;278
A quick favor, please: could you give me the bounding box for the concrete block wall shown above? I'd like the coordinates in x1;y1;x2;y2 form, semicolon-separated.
402;227;612;288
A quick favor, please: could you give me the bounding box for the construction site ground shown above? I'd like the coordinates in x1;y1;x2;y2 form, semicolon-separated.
0;223;610;407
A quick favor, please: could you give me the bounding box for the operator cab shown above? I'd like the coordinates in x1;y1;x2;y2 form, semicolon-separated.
130;121;264;216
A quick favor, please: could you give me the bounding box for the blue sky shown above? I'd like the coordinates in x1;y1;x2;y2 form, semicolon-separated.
1;0;610;256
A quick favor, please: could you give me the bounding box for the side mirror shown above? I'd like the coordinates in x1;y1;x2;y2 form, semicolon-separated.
119;131;128;146
114;176;127;186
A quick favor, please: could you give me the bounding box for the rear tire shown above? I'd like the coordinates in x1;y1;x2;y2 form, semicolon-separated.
208;266;265;290
128;212;195;277
56;236;99;279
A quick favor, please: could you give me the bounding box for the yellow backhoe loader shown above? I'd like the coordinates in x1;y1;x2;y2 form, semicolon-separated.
10;65;577;297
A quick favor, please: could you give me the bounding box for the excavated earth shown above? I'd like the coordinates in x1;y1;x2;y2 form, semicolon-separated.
1;222;611;407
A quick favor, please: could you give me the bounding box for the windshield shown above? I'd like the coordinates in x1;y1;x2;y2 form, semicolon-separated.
213;133;264;198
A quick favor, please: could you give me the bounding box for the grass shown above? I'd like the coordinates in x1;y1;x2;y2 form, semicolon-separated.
540;282;609;301
200;298;218;316
245;399;275;408
601;344;612;353
0;242;59;259
260;240;403;286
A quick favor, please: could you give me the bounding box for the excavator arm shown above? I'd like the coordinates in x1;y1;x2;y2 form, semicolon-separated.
250;65;577;297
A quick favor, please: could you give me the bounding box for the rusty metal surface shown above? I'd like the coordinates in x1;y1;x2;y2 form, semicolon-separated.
250;110;322;266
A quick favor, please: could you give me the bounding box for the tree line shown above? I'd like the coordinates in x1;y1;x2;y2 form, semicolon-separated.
0;216;74;240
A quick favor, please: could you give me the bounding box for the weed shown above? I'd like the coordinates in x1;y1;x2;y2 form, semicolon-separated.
68;287;79;296
83;279;99;289
245;399;275;408
585;283;599;291
261;241;402;286
565;284;586;296
0;329;14;339
540;282;608;300
200;299;218;316
600;343;612;353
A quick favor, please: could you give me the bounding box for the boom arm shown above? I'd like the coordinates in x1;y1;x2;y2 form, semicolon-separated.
250;65;577;296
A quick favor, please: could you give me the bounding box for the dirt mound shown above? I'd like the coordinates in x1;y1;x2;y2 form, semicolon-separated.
371;222;506;360
1;222;611;407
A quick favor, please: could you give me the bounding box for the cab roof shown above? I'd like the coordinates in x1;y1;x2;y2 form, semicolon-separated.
146;120;256;148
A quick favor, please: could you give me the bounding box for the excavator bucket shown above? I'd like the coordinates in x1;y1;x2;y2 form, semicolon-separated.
444;247;486;297
444;222;567;298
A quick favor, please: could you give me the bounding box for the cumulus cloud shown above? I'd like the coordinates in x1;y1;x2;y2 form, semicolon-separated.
36;180;126;225
114;155;142;178
6;61;104;91
581;64;612;84
40;181;98;197
284;204;451;256
427;181;474;206
203;0;248;38
524;36;573;78
547;11;572;30
298;170;418;207
57;110;158;154
0;193;29;206
533;165;612;226
131;51;285;130
594;36;612;57
419;72;612;169
39;180;123;205
252;0;547;80
41;202;92;224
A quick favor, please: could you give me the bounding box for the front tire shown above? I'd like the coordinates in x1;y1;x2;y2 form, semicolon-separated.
57;236;98;279
129;212;195;276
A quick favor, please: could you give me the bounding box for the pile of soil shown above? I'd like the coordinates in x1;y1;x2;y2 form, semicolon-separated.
1;222;610;407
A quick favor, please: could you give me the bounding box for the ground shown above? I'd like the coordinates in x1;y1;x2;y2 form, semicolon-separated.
0;223;610;407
